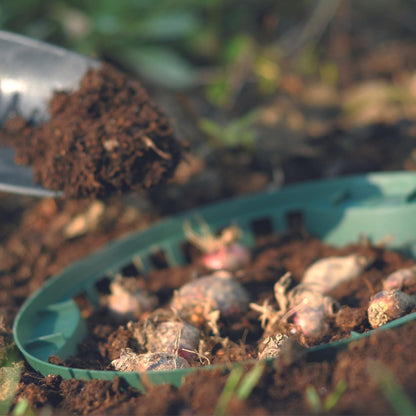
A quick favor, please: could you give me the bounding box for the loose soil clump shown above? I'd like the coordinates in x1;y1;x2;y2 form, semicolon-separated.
0;64;183;198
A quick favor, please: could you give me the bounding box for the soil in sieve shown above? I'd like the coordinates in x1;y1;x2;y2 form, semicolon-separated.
11;228;416;415
0;64;183;198
59;228;416;371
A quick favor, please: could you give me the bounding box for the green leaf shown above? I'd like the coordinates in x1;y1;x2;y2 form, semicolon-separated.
199;110;260;149
0;345;23;415
235;361;265;400
198;118;224;139
324;380;347;411
12;399;36;416
214;366;244;416
305;385;322;414
119;46;198;89
205;79;229;108
133;11;200;40
93;14;121;35
368;361;416;416
223;34;254;64
214;363;265;416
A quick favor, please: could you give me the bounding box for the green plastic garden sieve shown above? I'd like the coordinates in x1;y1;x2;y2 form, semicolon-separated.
13;171;416;391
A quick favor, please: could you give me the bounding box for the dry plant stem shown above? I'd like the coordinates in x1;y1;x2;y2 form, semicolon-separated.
181;347;211;366
251;271;339;340
143;136;172;160
184;221;244;251
183;219;219;252
274;274;339;317
272;273;338;338
279;0;343;56
273;272;292;312
249;300;280;333
251;272;338;340
143;321;201;362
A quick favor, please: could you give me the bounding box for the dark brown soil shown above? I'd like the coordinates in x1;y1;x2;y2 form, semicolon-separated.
0;64;183;198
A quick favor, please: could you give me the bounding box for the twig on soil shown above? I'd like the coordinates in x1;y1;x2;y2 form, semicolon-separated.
143;136;172;160
249;300;279;331
279;0;344;56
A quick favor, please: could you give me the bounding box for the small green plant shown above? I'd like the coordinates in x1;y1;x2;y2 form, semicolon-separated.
0;343;23;415
214;361;265;416
204;34;255;108
305;379;347;414
204;35;282;109
12;399;37;416
367;361;416;416
295;45;338;86
199;110;260;150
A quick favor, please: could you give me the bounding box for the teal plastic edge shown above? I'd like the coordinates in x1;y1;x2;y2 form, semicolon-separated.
12;171;416;391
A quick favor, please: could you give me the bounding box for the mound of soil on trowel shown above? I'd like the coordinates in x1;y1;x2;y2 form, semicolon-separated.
0;64;183;198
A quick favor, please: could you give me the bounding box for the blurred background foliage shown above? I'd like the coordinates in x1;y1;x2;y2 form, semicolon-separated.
0;0;340;92
1;1;414;93
1;0;415;87
1;0;415;153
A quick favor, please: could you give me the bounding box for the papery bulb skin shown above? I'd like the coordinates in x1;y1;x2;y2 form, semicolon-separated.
258;333;289;360
368;290;416;328
382;266;416;291
292;306;330;338
171;272;249;327
144;321;200;362
302;254;370;293
111;348;189;372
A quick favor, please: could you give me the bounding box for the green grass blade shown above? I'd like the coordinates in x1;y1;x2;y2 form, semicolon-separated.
324;379;347;412
368;361;416;416
235;361;265;400
214;366;244;416
305;385;322;414
0;345;23;415
12;398;36;416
